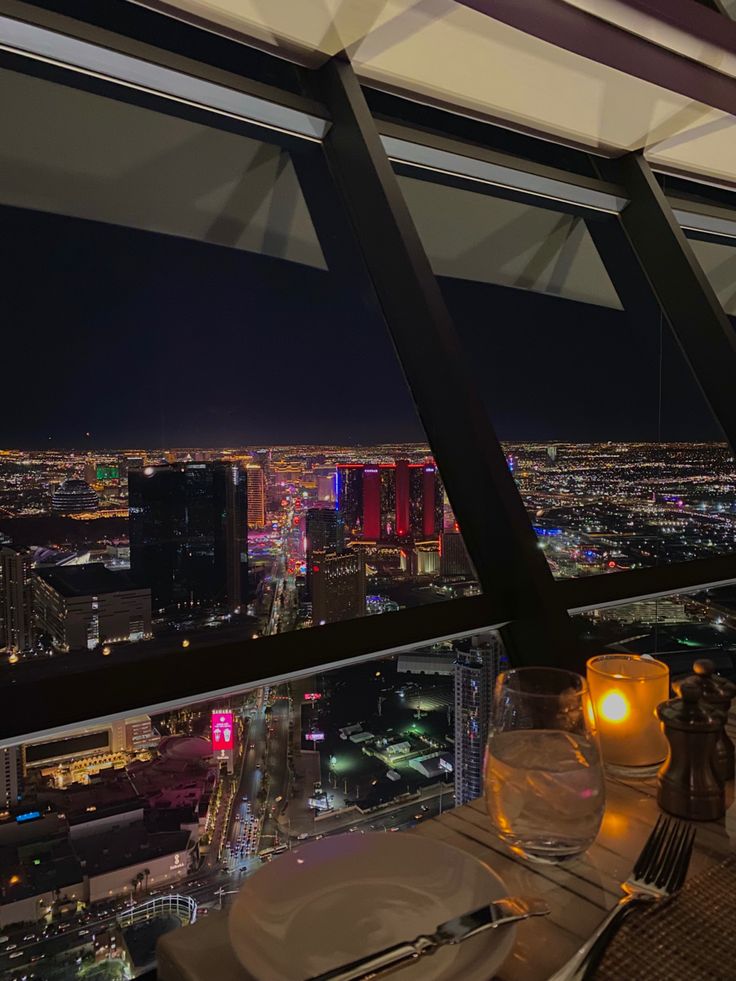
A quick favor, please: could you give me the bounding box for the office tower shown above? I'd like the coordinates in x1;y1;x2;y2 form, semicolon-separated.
1;745;22;808
454;634;503;806
246;463;266;529
440;530;475;579
305;509;344;598
0;545;34;654
337;461;445;541
129;461;248;615
311;549;366;625
34;566;152;651
51;477;99;514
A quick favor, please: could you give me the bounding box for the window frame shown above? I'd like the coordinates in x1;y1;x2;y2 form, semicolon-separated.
1;0;736;744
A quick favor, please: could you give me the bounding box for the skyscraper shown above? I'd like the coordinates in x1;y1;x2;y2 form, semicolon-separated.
246;463;266;529
51;477;99;514
311;549;365;625
440;530;475;579
408;463;444;538
129;461;248;615
0;545;34;654
305;508;344;598
454;634;503;806
337;461;444;541
336;465;365;535
1;746;22;808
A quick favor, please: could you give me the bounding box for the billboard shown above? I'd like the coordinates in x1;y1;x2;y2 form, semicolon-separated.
211;711;234;751
306;732;325;742
304;693;322;701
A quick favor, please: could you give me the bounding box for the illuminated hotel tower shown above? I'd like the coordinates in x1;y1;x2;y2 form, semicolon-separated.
337;461;443;541
246;463;266;528
305;508;344;598
0;545;34;654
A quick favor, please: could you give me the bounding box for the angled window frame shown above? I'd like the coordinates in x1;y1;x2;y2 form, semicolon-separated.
0;0;735;743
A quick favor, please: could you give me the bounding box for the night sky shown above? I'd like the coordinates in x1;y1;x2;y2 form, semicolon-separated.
0;203;725;449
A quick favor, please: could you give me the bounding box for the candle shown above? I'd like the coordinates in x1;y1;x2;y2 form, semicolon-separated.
587;654;670;771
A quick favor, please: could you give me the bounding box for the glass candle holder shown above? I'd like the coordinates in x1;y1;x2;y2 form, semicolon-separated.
586;655;670;776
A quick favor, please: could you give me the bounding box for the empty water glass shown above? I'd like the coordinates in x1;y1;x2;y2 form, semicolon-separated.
485;667;605;863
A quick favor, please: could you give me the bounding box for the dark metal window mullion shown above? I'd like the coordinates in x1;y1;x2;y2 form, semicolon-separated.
601;152;736;461
310;56;581;668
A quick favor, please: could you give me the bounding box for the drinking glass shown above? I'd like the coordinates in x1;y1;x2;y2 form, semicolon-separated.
485;667;605;863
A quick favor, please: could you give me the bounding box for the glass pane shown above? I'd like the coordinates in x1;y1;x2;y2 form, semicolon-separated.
0;629;504;974
575;584;736;680
0;62;480;690
396;169;736;578
688;237;736;316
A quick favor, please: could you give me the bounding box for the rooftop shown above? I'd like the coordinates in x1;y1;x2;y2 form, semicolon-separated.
36;564;147;598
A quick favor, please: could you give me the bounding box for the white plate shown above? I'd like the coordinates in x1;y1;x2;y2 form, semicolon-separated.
228;832;516;981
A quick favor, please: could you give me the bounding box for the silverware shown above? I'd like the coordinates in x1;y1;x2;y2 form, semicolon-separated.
547;815;696;981
306;895;550;981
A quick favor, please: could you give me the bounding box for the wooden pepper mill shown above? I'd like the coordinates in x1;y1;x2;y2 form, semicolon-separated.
657;681;725;821
693;659;736;783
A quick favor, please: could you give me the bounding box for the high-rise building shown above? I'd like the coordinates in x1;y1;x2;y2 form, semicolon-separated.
311;549;366;625
336;465;365;535
337;461;444;541
34;566;153;652
454;634;503;806
305;509;344;598
440;531;475;579
246;464;266;529
546;445;559;465
129;461;248;615
51;478;99;514
1;745;22;808
0;545;34;654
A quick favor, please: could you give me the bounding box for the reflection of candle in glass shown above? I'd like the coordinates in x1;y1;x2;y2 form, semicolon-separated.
587;655;670;770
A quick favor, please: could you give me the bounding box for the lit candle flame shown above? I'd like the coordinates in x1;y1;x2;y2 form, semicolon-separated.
599;690;629;723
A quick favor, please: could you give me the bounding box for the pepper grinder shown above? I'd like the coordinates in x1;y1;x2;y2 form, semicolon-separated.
693;659;736;783
657;681;725;821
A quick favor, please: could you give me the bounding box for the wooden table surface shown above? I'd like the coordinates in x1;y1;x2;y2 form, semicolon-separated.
412;757;736;980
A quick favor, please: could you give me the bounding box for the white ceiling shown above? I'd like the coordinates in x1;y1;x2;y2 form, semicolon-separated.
134;0;736;187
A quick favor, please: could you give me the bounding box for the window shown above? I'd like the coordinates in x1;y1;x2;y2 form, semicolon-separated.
0;53;485;715
0;629;502;970
394;162;736;579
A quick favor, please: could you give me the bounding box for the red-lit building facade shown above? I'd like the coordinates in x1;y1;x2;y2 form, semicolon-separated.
337;461;444;542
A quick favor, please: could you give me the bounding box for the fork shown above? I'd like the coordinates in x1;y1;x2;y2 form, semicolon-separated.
547;815;696;981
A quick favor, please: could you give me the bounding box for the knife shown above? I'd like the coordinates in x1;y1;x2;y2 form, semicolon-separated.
305;896;550;981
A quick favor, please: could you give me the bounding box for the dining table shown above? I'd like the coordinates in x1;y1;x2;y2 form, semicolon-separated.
412;765;735;979
157;712;736;981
